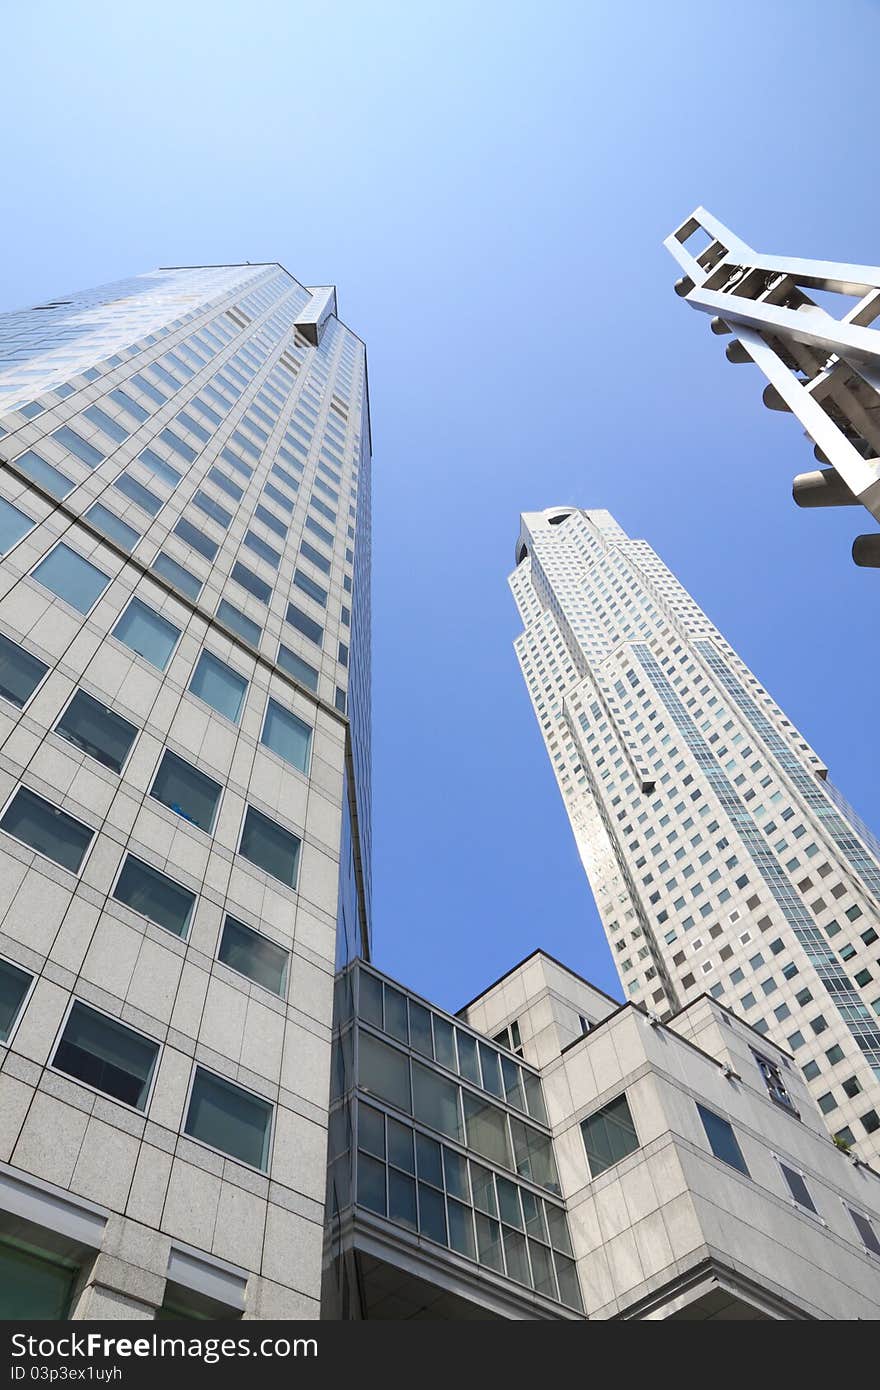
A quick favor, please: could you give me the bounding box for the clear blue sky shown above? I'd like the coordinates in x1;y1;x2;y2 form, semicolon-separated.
3;1;878;1012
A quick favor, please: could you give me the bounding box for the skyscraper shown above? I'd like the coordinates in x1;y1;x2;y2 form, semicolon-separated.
0;264;371;1318
510;507;880;1163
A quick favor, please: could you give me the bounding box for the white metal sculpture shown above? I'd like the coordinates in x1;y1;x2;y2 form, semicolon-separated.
665;208;880;566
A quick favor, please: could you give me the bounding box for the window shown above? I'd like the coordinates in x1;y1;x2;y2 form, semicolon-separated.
696;1104;749;1175
0;633;47;707
581;1094;639;1177
112;598;180;670
254;504;287;539
293;570;327;606
175;518;218;561
82;404;128;442
13;450;73;499
84;503;140;552
137;448;182;488
286;604;323;645
0;957;33;1041
0;787;93;872
412;1061;463;1141
239;807;300;886
52;1001;158;1109
184;1068;273;1170
849;1207;880;1257
0;497;33;554
192;490;232;529
779;1161;818;1214
276;644;319;692
31;544;110;614
113;855;195;939
243;531;281;568
114;473;162;516
817;1092;837;1114
0;1239;77;1320
218;916;289;996
359;1031;412;1112
150;751;221;832
54;690;137;773
216;600;261;647
231;561;271;604
188;652;247;723
299;541;331;575
152;553;203;600
260;699;311;773
753;1051;798;1114
207;467;243;501
53;425;104;467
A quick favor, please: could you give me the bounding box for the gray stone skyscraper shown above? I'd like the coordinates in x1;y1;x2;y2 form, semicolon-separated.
510;507;880;1164
0;263;370;1317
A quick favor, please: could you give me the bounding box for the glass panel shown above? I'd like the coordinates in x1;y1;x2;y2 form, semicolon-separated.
112;598;180;670
433;1016;456;1071
521;1189;547;1241
0;958;32;1040
152;553;202;600
13;451;73;498
462;1091;511;1168
0;633;47;707
554;1253;584;1312
696;1103;749;1176
849;1208;880;1257
114;473;162;516
358;1103;385;1159
216;600;261;648
84;503;140;552
582;1094;640;1178
780;1162;816;1212
388;1169;417;1229
545;1203;573;1255
286;603;322;645
497;1177;523;1229
53;425;104;467
511;1118;560;1193
456;1031;481;1086
189;652;247;723
261;699;311;773
1;787;93;872
529;1239;557;1299
479;1044;502;1097
384;987;408;1043
443;1147;469;1201
418;1183;447;1245
53;1001;158;1109
185;1067;272;1170
475;1213;503;1272
387;1118;414;1173
113;855;195;938
0;1240;76;1320
358;970;383;1028
501;1056;525;1111
175;518;217;561
416;1132;443;1186
32;544;109;614
137;448;182;488
523;1071;547;1125
150;751;221;832
232;562;271;604
412;1062;462;1141
502;1228;530;1286
239;807;300;887
358;1031;411;1113
470;1162;497;1217
447;1199;476;1259
409;1002;433;1058
0;497;33;554
55;690;137;773
218;916;289;996
276;644;319;691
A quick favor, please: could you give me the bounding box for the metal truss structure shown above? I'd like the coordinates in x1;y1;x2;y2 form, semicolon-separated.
665;208;880;567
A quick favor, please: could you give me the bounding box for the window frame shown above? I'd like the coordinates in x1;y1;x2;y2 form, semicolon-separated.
182;1063;275;1174
48;996;161;1115
0;954;36;1049
0;631;50;710
149;749;223;836
110;852;197;941
0;783;96;877
29;543;112;618
774;1154;825;1224
52;688;139;776
216;914;290;999
236;804;301;890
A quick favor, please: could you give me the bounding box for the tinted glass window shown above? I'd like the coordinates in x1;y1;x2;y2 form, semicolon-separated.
239;807;300;886
150;751;221;832
218;916;289;996
175;518;218;560
231;562;271;604
13;451;73;499
112;598;180;670
84;503;140;552
113;473;163;516
184;1067;272;1170
0;787;93;872
581;1094;640;1177
260;699;311;773
697;1103;749;1175
0;633;48;707
113;855;195;938
152;553;203;600
276;644;319;691
53;1001;158;1109
0;957;32;1041
0;497;33;554
188;652;247;723
55;691;137;773
286;604;323;645
216;600;261;647
32;544;110;614
53;426;104;467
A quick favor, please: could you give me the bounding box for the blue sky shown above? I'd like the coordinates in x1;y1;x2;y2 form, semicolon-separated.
3;1;878;1012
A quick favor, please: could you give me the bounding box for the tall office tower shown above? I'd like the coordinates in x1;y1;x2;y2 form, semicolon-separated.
510;507;880;1164
665;207;880;568
0;263;371;1318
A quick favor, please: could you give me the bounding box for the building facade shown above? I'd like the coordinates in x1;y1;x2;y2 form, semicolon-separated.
509;507;880;1165
664;207;880;567
0;264;371;1318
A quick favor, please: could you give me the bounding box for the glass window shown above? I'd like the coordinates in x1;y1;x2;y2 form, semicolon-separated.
779;1161;817;1213
184;1066;273;1170
109;388;149;423
384;987;408;1042
0;497;33;554
152;552;203;600
263;483;294;514
53;425;104;467
114;473;162;516
418;1183;447;1245
207;467;243;501
112;598;180;670
53;1001;158;1109
113;855;195;938
696;1103;749;1175
357;1152;386;1215
293;570;327;606
218;916;289;997
848;1207;880;1257
409;1002;433;1058
260;698;311;773
84;503;140;552
83;405;128;442
0;1240;76;1320
523;1071;547;1125
412;1061;462;1141
239;806;300;886
254;504;287;539
175;518;217;561
32;544;109;614
358;1031;411;1113
216;600;261;647
54;690;137;773
286;603;323;646
358;970;383;1027
388;1117;414;1173
244;531;281;569
462;1090;511;1167
388;1169;417;1229
192;491;232;529
188;651;247;723
433;1016;456;1071
0;787;93;872
137;448;181;488
443;1147;469;1200
231;561;271;604
581;1094;640;1178
475;1213;504;1272
0;633;47;707
277;644;319;692
0;957;32;1041
511;1118;559;1193
13;450;73;498
479;1044;502;1097
150;751;221;832
456;1031;481;1086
